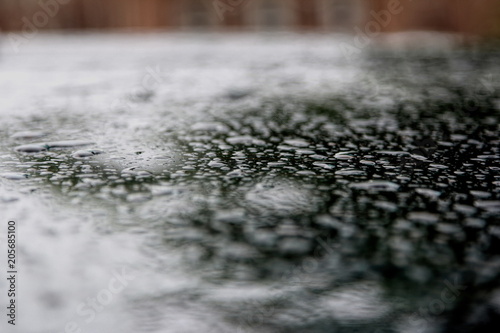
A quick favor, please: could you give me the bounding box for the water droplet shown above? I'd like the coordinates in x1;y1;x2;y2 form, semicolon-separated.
334;151;356;160
14;144;48;153
376;151;410;156
415;188;441;199
226;136;255;145
0;172;28;180
407;212;439;225
335;169;366;176
283;139;310;148
11;131;47;140
474;201;500;213
278;237;312;256
72;149;104;159
349;181;399;192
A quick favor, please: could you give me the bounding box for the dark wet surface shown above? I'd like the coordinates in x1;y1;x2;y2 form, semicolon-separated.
0;34;499;333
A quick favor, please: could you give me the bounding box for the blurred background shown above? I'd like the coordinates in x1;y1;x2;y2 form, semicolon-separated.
0;0;499;38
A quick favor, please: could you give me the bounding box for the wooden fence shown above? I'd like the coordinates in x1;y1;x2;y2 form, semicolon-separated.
0;0;498;37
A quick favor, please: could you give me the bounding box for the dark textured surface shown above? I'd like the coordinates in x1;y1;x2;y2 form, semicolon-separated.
0;34;499;333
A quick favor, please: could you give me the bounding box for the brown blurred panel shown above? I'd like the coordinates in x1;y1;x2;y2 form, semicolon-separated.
136;0;161;28
0;0;15;30
295;0;319;29
412;0;454;32
223;13;245;28
130;0;142;27
366;0;500;37
77;0;108;29
245;0;291;31
112;0;128;28
216;0;246;28
366;0;411;33
462;0;500;37
59;0;85;30
259;0;283;29
106;0;125;28
183;0;212;28
6;0;33;31
122;0;137;28
321;0;365;31
165;0;183;28
156;0;180;28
